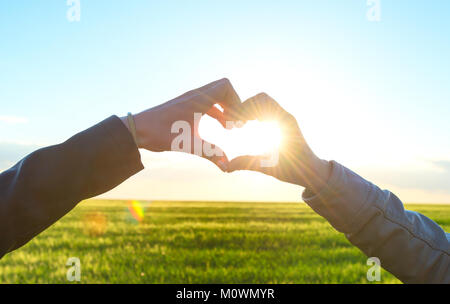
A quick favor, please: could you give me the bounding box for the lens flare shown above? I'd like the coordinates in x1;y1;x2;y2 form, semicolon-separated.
126;200;150;224
82;211;107;237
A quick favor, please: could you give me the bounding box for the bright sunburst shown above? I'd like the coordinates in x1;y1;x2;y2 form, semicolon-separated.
199;116;282;160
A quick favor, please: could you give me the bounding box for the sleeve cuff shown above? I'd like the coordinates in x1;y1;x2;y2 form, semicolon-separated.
302;160;385;233
77;115;145;197
102;115;144;173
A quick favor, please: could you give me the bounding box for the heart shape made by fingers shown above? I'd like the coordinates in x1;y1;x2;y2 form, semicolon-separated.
198;115;282;161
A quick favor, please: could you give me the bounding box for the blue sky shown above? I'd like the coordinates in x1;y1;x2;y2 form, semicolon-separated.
1;0;449;202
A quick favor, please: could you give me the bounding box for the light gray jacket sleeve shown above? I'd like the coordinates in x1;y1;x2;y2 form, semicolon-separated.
302;161;450;283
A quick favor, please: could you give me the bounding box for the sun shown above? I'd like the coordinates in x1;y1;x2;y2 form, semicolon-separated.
199;116;282;160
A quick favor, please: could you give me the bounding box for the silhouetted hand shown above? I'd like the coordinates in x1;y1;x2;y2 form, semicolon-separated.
122;78;242;171
227;93;331;191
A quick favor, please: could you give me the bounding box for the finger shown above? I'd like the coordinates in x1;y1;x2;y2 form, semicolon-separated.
198;138;229;172
227;155;263;173
205;106;227;128
237;93;300;139
192;78;242;122
217;78;242;122
238;93;287;121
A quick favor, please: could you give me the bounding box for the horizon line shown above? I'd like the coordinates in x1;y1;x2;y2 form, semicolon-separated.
91;198;450;205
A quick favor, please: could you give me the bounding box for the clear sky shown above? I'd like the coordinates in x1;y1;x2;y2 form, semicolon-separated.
1;0;449;203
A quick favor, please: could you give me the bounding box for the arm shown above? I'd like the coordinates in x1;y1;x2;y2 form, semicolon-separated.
0;78;242;258
303;161;450;283
227;93;450;283
0;116;143;258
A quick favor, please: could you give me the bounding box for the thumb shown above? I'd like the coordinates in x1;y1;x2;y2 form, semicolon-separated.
227;155;264;173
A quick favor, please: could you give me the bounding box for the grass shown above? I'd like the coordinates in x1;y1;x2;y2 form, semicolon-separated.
0;200;448;284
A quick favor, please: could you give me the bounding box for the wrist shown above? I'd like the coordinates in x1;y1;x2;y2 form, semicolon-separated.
304;156;331;192
133;110;164;151
120;114;144;149
121;109;166;152
294;150;331;191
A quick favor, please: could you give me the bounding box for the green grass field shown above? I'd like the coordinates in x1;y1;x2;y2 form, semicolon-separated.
1;200;449;284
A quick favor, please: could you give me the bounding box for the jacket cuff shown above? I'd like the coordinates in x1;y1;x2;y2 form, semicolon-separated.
302;161;384;233
98;115;144;180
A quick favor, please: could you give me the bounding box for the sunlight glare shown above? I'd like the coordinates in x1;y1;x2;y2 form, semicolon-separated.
199;116;282;160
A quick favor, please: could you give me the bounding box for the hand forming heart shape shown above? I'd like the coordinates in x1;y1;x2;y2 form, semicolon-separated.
127;78;329;191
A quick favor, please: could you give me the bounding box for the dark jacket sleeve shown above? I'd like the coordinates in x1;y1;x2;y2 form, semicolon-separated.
0;116;144;258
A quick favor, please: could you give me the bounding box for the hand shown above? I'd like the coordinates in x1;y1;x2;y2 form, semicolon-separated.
122;78;242;171
227;93;331;191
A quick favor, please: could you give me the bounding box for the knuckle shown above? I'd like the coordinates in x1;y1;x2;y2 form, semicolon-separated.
220;77;231;86
257;92;268;99
285;113;297;124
